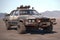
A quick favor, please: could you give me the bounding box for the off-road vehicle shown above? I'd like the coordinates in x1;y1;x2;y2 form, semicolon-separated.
3;5;57;34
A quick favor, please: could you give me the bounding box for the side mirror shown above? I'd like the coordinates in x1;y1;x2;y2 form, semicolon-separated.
5;14;10;16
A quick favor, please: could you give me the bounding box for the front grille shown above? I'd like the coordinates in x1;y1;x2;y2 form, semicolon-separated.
8;22;17;25
40;18;50;22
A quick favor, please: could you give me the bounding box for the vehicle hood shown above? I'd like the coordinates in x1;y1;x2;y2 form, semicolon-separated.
19;15;45;19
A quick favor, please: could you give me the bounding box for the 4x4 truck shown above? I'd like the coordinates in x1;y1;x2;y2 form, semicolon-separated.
3;5;57;34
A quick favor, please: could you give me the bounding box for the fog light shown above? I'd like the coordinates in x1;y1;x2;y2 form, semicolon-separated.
38;20;41;22
36;19;41;22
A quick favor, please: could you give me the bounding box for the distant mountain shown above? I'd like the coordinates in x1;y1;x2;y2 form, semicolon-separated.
41;11;60;18
0;11;60;19
0;13;7;19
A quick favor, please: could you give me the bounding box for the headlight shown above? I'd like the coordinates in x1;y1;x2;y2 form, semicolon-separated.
29;20;31;22
28;19;35;22
51;20;55;22
50;18;56;22
32;20;35;22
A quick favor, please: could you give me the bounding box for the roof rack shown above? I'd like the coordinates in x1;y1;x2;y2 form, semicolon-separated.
17;5;30;9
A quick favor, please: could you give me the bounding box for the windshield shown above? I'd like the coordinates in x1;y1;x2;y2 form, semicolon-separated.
20;10;40;15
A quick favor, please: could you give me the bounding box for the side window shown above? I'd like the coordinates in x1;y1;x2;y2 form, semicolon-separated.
10;11;14;16
10;10;19;16
20;11;28;15
14;11;19;16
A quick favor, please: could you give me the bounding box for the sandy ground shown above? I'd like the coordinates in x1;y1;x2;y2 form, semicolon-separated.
0;18;60;40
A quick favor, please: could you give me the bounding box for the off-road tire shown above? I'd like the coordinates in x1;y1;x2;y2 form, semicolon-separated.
43;25;53;33
17;22;26;34
5;21;11;30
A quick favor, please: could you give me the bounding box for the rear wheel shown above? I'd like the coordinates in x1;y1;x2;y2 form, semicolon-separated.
43;25;53;33
5;22;11;30
17;22;26;34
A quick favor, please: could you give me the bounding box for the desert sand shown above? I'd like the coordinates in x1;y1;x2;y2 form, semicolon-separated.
0;18;60;40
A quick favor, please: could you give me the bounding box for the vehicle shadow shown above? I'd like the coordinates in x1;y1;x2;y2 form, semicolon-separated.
9;27;57;35
26;29;57;35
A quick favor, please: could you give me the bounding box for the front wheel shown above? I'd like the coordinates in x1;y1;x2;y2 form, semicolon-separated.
17;22;26;34
43;25;53;33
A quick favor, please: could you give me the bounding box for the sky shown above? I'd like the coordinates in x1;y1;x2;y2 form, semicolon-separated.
0;0;60;13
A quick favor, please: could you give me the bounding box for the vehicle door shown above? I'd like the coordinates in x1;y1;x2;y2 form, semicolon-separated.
13;10;19;20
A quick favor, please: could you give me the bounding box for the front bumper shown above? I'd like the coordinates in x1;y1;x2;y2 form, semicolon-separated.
25;22;51;27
